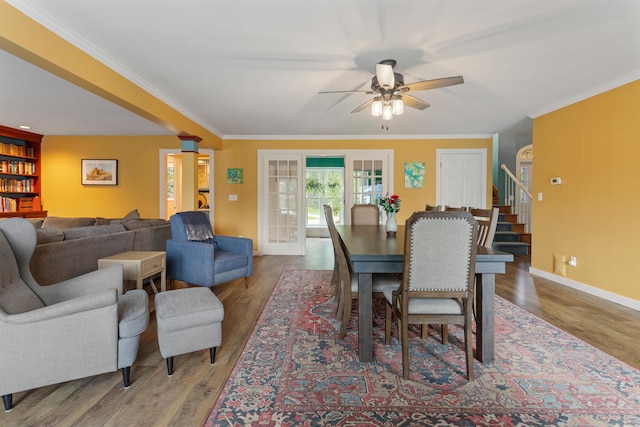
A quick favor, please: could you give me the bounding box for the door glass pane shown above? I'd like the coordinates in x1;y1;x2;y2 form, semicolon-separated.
352;159;383;205
268;159;299;243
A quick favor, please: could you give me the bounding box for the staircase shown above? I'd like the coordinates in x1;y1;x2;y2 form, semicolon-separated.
492;205;530;255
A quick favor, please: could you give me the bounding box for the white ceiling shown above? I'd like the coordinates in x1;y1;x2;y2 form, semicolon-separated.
2;0;639;139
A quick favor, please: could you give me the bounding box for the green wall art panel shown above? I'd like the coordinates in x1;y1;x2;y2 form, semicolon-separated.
227;168;244;184
404;162;425;188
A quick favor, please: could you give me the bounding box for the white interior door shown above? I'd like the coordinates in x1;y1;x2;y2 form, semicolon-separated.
436;149;487;208
258;151;305;255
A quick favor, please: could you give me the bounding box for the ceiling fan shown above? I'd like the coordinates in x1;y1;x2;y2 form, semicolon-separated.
320;59;463;120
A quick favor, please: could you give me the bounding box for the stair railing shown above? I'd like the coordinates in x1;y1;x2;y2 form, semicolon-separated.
500;164;532;233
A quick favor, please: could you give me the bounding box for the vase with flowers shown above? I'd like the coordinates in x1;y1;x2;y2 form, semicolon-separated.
378;194;401;236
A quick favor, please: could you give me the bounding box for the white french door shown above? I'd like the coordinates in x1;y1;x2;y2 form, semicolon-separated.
258;149;393;255
258;151;305;255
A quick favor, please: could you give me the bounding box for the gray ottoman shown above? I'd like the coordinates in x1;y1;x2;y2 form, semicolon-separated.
155;287;224;375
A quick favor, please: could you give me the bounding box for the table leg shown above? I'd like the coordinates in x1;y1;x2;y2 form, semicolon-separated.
475;272;495;363
161;269;166;292
358;272;373;362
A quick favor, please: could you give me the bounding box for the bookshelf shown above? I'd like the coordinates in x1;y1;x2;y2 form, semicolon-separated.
0;125;47;218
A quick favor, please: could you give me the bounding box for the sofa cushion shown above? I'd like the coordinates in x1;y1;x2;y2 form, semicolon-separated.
122;219;168;231
42;216;96;231
63;224;126;240
36;227;65;244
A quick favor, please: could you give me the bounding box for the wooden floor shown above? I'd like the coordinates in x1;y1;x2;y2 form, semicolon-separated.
5;238;640;426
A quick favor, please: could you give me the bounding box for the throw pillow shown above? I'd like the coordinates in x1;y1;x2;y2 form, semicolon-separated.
123;209;141;221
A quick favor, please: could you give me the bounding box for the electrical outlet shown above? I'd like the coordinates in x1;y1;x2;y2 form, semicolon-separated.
568;256;577;267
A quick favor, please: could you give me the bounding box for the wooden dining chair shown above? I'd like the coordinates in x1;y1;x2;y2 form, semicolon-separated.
383;211;478;380
351;204;380;225
325;205;399;339
323;205;341;308
424;204;443;211
469;207;499;249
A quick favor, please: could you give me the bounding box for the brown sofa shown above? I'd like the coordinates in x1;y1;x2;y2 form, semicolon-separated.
27;210;171;285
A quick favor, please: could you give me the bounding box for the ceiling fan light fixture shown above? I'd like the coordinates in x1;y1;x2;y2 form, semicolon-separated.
392;98;404;115
371;100;383;116
382;103;393;120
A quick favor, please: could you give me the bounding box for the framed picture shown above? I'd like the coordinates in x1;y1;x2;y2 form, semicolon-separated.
404;162;425;188
81;159;118;185
227;168;244;184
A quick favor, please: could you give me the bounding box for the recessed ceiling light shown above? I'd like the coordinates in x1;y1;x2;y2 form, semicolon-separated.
18;125;32;130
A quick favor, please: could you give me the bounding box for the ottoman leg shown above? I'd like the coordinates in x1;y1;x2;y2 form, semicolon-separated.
166;357;174;376
210;347;216;365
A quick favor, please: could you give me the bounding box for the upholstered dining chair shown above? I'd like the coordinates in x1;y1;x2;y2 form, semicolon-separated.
383;211;478;380
0;218;149;410
325;205;399;339
350;204;380;225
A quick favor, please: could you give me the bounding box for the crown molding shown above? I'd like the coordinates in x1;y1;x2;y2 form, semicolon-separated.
529;70;640;118
6;0;221;137
224;133;493;141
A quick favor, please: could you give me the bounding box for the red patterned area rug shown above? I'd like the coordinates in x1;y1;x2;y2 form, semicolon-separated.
204;270;640;426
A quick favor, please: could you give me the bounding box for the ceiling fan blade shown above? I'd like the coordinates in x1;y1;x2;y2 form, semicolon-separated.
351;98;375;113
318;90;374;94
401;94;431;110
376;63;395;89
400;75;464;92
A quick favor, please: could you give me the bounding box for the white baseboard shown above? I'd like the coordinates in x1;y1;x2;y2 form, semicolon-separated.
529;267;640;312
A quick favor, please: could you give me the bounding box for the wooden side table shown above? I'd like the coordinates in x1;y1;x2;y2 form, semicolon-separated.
98;251;166;293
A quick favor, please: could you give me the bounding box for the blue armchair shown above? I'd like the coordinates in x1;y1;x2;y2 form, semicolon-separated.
166;211;253;288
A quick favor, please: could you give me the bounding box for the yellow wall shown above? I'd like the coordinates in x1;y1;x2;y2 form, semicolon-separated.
532;80;640;301
41;136;180;218
213;138;492;240
40;135;491;242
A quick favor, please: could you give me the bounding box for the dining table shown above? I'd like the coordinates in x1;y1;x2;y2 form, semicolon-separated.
335;224;514;364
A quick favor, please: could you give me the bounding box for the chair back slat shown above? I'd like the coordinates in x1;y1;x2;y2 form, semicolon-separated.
470;207;499;248
351;204;379;225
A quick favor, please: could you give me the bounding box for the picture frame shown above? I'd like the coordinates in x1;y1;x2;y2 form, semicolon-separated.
81;159;118;185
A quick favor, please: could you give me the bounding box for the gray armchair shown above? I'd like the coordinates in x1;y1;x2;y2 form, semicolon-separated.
0;218;149;411
166;211;253;288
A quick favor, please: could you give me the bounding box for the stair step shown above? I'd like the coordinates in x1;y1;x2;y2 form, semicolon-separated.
519;233;532;245
502;213;518;223
496;221;512;232
497;205;511;214
493;241;530;255
494;231;521;242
